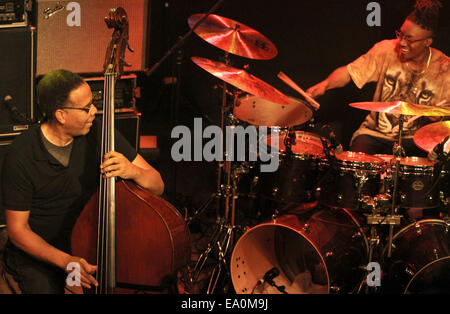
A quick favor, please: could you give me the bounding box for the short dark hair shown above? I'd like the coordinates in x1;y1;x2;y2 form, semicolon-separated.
407;0;443;33
36;69;85;121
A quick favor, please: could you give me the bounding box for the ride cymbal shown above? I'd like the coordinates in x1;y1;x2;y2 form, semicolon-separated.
191;56;290;105
349;101;450;116
414;121;450;153
188;14;278;60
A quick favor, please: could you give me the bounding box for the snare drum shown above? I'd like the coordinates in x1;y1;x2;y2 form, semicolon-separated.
318;152;386;210
259;130;324;206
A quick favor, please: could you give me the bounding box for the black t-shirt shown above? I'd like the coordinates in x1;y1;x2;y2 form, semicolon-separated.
2;119;137;252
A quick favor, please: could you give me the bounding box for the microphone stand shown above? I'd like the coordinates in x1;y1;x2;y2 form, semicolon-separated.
266;278;288;294
143;0;225;201
144;0;226;77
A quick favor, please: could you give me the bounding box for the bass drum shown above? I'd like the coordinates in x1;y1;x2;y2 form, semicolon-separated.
230;205;368;294
382;219;450;294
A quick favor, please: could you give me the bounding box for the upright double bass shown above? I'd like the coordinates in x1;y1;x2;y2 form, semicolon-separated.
71;7;191;294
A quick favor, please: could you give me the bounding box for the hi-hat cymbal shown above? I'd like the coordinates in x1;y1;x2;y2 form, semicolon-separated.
188;14;278;60
191;56;290;105
414;121;450;153
350;101;450;116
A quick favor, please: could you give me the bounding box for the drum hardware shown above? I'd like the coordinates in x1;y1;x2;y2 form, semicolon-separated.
386;119;404;257
283;128;297;156
348;102;450;258
187;12;296;292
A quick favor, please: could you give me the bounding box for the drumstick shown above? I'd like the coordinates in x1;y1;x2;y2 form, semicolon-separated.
277;71;321;110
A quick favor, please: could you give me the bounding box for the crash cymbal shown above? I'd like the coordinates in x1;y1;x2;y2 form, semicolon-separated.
191;56;290;105
188;14;277;60
414;121;450;153
350;101;450;116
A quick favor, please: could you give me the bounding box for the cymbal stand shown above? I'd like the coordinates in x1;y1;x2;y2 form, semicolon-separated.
189;57;245;293
362;194;393;293
386;115;406;258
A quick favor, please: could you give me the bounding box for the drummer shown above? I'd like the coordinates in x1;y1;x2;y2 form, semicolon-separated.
306;0;449;156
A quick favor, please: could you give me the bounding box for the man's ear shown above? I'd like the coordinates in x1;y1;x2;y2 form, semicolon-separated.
425;36;434;47
54;109;66;125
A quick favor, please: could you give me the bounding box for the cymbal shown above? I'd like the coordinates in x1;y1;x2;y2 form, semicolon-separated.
349;101;450;116
191;56;290;105
188;14;278;60
414;121;450;153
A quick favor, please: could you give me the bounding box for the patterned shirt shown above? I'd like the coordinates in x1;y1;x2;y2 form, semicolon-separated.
347;39;450;142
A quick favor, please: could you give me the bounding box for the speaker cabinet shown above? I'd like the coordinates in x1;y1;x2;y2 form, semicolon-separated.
95;110;141;151
36;0;149;75
0;26;35;137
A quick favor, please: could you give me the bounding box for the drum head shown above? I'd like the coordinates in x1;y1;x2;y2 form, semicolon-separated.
336;151;384;164
383;219;450;293
399;156;436;167
230;222;329;294
234;95;313;128
230;207;368;294
265;131;324;157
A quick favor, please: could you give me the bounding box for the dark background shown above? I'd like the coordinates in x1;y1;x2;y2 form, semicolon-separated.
137;0;449;208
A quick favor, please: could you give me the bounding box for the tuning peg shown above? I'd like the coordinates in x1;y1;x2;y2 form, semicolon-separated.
120;58;132;67
127;42;134;53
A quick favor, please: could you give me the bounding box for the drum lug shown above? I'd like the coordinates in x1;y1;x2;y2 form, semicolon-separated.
415;223;422;235
329;285;341;293
272;187;279;197
404;266;415;277
352;231;363;240
433;249;439;260
445;220;450;233
303;223;310;233
400;193;407;203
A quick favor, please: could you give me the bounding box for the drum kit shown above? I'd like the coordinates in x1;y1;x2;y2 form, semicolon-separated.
185;13;450;294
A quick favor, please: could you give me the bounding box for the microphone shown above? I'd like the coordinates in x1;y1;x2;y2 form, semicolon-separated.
3;95;32;124
257;267;280;285
321;125;343;154
428;135;450;161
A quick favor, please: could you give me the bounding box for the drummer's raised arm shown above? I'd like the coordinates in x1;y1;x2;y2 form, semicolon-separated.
306;66;351;99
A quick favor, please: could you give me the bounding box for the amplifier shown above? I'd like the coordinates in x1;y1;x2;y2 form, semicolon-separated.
84;74;137;112
0;26;35;137
95;110;141;151
36;0;149;75
0;0;28;26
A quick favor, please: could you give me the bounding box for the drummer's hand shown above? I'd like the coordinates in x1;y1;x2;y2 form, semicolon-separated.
101;151;137;180
65;256;98;289
306;81;328;99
